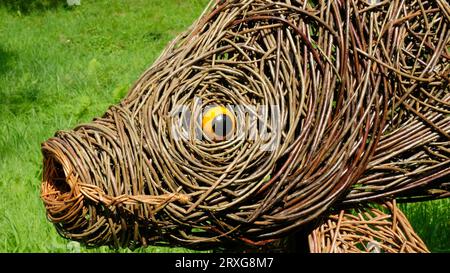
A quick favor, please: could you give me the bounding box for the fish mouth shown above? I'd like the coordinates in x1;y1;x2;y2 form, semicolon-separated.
39;131;191;248
40;135;114;246
41;138;84;227
42;145;73;198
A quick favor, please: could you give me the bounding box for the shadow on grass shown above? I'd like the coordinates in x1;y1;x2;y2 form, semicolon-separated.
0;0;69;13
0;46;44;115
0;46;14;76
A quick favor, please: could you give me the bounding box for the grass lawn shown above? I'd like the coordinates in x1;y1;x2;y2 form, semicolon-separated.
0;0;448;253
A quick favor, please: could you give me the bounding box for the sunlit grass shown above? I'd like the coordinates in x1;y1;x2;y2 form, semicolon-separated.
0;0;448;253
0;0;209;253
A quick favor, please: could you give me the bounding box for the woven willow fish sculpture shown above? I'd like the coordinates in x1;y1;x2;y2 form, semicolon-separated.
41;0;449;252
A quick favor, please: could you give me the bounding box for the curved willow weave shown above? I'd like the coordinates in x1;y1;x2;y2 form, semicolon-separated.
41;0;449;249
308;201;429;253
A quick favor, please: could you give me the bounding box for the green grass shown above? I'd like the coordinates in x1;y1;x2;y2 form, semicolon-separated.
400;199;450;253
0;0;448;253
0;0;209;253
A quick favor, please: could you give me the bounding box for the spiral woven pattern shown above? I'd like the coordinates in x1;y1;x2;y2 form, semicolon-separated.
41;0;449;248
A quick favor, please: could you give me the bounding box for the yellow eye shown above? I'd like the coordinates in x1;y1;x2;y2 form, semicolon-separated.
202;106;236;141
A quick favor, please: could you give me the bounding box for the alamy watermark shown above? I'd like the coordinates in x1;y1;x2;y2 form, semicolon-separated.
169;97;281;151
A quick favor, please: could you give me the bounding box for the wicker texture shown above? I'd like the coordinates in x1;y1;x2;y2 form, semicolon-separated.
308;201;429;253
41;0;449;249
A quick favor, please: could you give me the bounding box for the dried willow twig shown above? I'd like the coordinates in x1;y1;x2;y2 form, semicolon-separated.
308;201;429;253
41;0;449;249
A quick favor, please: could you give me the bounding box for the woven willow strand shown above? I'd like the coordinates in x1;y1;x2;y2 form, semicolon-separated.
308;201;429;253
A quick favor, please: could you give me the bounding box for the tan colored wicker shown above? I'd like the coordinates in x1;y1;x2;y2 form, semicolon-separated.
308;201;429;253
41;0;449;249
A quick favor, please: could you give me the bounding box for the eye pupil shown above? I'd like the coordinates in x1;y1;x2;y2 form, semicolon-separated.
202;106;236;142
212;114;233;139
